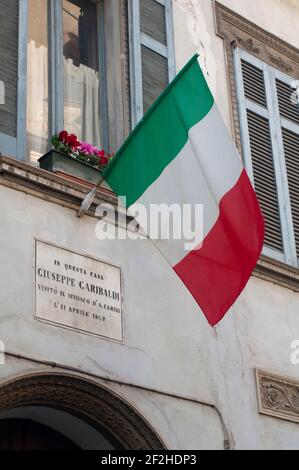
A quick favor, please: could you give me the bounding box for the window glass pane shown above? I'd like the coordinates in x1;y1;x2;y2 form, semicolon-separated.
141;46;168;113
27;0;49;162
63;0;101;147
0;0;19;140
140;0;167;45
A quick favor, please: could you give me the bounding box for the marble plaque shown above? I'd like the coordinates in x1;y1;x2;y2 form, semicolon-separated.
35;240;123;341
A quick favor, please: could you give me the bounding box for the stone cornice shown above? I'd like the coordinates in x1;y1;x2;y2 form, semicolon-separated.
255;255;299;293
215;1;299;66
0;154;118;218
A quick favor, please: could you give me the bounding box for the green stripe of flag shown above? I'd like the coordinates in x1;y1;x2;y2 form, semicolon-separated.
104;54;214;208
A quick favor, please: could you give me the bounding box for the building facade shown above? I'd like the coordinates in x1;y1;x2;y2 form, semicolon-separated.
1;0;299;449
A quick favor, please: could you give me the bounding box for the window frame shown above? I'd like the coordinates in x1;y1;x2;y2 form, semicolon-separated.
0;0;28;161
7;0;174;161
8;0;110;162
234;47;299;267
128;0;176;128
48;0;109;149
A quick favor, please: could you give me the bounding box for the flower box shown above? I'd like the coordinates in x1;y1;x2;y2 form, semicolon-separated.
38;130;113;186
38;150;104;186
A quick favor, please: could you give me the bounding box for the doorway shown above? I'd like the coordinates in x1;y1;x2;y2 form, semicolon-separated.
0;419;79;450
0;372;165;450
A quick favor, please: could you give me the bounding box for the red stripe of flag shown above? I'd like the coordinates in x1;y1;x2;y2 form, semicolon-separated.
173;169;264;326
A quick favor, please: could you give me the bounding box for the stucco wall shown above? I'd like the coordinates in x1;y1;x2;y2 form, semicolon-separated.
1;0;299;450
170;0;299;448
1;178;299;448
173;0;299;129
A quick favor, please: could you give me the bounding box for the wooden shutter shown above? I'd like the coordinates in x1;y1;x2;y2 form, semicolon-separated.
237;55;284;253
276;75;299;259
246;109;283;252
140;0;168;113
282;128;299;256
241;59;267;107
129;0;175;127
0;0;19;155
140;0;167;44
276;78;299;126
141;45;169;112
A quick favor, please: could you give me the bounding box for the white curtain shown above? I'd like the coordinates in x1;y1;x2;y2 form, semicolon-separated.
27;40;49;162
27;47;102;162
64;58;101;147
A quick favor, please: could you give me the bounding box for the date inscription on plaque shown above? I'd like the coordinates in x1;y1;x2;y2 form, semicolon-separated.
35;240;123;341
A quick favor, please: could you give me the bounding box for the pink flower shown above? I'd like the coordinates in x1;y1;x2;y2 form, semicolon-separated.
80;142;97;155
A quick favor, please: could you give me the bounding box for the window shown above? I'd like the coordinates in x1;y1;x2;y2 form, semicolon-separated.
28;0;108;162
63;0;102;147
0;0;175;163
0;0;109;162
234;48;299;267
0;0;25;160
129;0;175;127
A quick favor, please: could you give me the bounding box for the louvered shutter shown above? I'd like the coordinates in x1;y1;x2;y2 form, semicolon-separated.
276;77;299;259
237;56;284;253
140;0;168;113
0;0;19;156
129;0;175;127
141;45;169;113
276;79;299;125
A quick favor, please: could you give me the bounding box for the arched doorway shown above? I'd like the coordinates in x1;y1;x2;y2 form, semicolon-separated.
0;372;165;450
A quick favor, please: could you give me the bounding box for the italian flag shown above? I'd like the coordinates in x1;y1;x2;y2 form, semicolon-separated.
104;55;264;326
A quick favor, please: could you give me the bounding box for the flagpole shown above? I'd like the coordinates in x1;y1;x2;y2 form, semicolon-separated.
77;177;178;269
77;176;105;218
